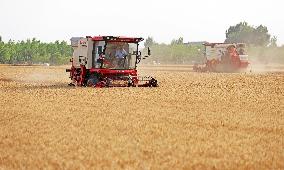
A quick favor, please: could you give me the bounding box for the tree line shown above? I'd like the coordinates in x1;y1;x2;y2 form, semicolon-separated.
142;22;283;64
143;40;204;64
0;22;283;65
225;22;277;46
0;37;72;65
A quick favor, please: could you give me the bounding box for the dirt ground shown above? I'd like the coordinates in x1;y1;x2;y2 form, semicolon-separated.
0;65;283;169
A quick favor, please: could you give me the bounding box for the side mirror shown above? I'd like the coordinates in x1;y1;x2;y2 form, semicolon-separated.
147;47;151;56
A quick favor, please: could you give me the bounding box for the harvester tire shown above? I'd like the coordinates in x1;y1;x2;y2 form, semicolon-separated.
149;78;158;87
87;77;99;87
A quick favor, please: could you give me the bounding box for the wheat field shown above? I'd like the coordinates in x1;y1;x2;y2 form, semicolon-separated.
0;65;283;169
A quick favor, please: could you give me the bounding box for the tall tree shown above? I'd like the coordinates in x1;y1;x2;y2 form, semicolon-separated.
225;22;271;46
269;36;277;47
0;38;72;65
171;37;184;45
144;36;156;47
0;39;5;63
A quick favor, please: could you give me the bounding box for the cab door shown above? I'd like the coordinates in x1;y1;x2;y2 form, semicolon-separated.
92;41;105;68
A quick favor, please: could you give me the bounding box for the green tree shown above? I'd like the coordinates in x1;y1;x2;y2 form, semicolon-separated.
0;41;5;63
254;25;271;46
225;22;271;46
171;37;184;45
144;36;156;47
0;37;72;65
269;36;277;47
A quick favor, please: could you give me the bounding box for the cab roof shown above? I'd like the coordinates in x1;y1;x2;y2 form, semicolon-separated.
90;36;144;43
204;42;246;46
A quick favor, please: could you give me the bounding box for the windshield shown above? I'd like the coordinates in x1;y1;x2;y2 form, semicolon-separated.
237;47;246;55
102;42;137;69
236;44;246;55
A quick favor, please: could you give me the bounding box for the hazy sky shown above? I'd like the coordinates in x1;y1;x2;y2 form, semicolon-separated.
1;0;283;45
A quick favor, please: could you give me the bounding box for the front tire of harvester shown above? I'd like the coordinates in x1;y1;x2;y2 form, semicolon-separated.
87;77;99;87
149;78;158;87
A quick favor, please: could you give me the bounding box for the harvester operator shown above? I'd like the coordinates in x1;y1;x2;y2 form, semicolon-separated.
115;46;128;68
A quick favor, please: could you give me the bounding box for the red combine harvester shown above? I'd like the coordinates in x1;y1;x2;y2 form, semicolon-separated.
66;36;158;87
193;43;249;72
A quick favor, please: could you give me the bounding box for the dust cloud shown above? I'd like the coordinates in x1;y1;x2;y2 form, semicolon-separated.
249;55;284;73
0;66;70;85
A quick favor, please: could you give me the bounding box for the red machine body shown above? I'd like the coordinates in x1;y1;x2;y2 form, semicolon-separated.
193;43;249;72
66;36;157;87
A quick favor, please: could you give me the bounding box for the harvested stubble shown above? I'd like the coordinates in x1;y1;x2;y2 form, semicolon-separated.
0;65;283;169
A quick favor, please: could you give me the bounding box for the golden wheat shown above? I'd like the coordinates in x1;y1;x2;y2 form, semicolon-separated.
0;65;283;169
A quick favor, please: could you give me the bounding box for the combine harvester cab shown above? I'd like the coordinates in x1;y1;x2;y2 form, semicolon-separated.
66;36;158;87
193;43;249;72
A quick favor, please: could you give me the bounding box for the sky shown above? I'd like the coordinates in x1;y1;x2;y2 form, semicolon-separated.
1;0;284;45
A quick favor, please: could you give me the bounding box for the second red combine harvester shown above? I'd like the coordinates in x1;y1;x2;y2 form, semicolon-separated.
193;43;249;72
66;36;158;87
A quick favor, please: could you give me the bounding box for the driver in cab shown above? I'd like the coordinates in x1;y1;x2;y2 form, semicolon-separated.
115;46;128;68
